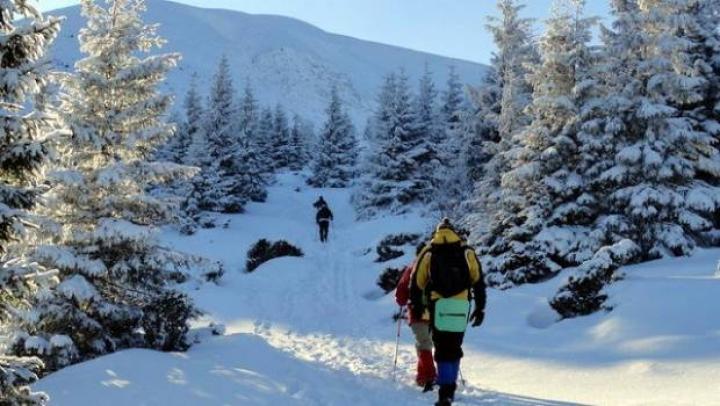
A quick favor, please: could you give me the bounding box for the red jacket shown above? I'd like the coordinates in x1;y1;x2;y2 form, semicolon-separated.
394;262;429;324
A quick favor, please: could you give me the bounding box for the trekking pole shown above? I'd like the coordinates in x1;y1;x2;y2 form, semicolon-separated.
392;305;404;381
458;365;467;388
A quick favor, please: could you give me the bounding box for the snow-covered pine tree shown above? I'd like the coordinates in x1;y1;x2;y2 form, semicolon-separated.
355;70;434;216
552;0;720;317
14;0;197;371
592;0;718;258
288;114;309;171
441;65;465;133
413;65;445;209
199;55;246;213
308;86;358;187
445;63;502;222
234;139;267;203
661;0;720;244
483;0;600;286
465;65;502;182
173;73;210;233
257;106;275;175
238;82;273;183
183;75;207;168
0;1;60;402
239;82;259;140
271;104;291;169
176;73;203;165
464;0;537;242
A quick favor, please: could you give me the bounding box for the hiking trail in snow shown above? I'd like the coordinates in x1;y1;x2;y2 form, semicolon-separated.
36;173;720;405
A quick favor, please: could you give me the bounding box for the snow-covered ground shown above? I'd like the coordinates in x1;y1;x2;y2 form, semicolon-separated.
36;174;720;405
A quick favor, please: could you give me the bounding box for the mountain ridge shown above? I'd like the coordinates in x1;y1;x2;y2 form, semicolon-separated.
46;0;488;125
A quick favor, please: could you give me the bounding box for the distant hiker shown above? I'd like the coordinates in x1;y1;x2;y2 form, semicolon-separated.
395;243;436;392
313;196;327;210
411;218;486;406
316;200;333;242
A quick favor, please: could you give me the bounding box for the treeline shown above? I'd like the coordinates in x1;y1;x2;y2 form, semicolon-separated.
352;0;720;320
457;0;720;318
156;56;315;234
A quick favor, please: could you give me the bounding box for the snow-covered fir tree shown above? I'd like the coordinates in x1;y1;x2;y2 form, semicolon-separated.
183;75;207;168
270;104;291;169
288;114;310;171
483;0;600;285
196;55;247;213
552;0;720;316
13;0;197;371
238;82;273;182
463;67;502;187
239;82;259;140
413;65;448;215
0;1;60;402
441;65;501;221
172;73;203;165
464;0;537;240
257;106;275;174
174;73;210;233
230;138;267;204
441;65;465;133
355;70;435;216
591;0;720;259
308;86;358;187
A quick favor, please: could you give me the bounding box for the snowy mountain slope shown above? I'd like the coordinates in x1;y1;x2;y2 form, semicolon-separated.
36;174;720;405
45;0;488;125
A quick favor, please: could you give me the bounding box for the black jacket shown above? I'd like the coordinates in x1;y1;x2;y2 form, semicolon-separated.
316;206;333;223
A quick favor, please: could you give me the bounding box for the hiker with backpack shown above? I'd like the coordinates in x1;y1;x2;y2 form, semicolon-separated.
395;242;437;392
315;197;333;243
411;218;486;406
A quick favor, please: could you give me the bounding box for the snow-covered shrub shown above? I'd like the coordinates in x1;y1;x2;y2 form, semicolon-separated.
377;267;403;293
142;291;198;352
375;233;422;263
0;356;48;406
550;240;640;318
246;239;304;272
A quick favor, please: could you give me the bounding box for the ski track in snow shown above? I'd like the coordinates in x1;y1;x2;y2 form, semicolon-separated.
36;173;720;405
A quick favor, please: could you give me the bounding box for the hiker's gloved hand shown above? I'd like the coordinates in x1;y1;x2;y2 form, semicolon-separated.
469;309;484;327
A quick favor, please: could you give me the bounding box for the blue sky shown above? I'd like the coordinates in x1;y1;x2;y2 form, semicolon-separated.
38;0;612;64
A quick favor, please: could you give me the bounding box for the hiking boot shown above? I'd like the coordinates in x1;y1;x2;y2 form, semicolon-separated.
436;383;457;405
422;381;435;393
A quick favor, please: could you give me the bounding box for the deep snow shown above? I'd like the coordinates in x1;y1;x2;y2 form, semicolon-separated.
36;174;720;405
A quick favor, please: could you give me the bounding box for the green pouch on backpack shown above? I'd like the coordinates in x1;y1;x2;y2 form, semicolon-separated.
434;298;470;333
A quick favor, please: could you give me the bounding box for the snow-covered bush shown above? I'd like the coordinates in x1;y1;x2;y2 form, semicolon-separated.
246;239;304;272
377;267;403;293
0;356;48;406
142;291;198;352
550;240;640;318
375;233;422;263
